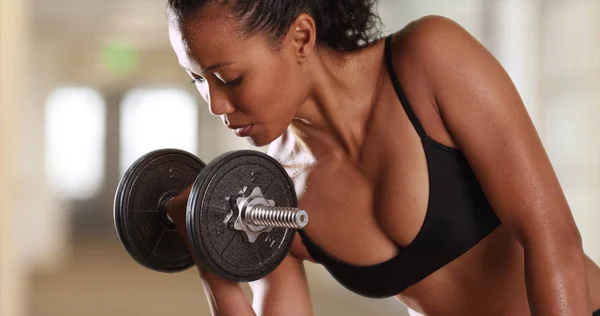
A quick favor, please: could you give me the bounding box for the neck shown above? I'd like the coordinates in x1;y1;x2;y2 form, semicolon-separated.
290;42;385;161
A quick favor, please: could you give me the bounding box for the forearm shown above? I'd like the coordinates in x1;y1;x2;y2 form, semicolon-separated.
524;239;592;315
249;255;313;316
167;193;255;316
198;266;255;316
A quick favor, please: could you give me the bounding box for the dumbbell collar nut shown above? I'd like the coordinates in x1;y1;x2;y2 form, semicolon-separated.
233;187;275;243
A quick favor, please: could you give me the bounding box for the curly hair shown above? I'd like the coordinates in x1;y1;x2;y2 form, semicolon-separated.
167;0;383;51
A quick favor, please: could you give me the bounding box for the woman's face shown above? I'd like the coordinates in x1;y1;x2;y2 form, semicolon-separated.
168;5;310;147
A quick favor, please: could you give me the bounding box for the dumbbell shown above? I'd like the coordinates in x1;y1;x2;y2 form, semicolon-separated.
114;149;309;282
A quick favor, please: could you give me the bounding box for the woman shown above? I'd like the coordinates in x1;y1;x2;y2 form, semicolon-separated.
164;0;600;315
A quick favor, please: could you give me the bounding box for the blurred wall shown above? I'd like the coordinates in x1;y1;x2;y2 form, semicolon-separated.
538;0;600;260
1;2;30;315
0;0;67;313
0;0;598;316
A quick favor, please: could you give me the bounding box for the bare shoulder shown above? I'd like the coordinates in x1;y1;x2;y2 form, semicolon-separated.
389;15;487;77
381;15;484;146
391;15;477;54
397;15;469;40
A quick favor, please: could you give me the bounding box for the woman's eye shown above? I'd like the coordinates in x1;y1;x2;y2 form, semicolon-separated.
190;74;240;87
223;77;242;87
190;76;205;85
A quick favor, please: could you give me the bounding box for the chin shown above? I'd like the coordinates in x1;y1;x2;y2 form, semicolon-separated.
246;135;272;147
246;129;281;148
245;137;262;147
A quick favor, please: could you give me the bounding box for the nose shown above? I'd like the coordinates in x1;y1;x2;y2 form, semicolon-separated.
203;84;235;116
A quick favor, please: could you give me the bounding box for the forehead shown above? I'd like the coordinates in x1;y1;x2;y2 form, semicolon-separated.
168;6;250;70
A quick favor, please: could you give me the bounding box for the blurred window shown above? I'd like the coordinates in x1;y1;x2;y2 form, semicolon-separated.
119;88;198;174
44;87;106;200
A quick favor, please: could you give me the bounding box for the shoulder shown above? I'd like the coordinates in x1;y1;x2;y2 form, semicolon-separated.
396;15;469;41
390;15;476;56
388;15;484;79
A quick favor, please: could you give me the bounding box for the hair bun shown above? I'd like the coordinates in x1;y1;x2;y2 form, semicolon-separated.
314;0;382;51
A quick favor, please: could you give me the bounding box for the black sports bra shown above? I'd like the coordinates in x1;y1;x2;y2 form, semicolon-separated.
297;34;502;298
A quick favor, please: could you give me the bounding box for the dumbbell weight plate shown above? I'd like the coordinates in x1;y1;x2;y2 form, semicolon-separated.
114;149;205;272
187;150;297;282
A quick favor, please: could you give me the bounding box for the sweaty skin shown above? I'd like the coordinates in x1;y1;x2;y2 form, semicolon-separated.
167;5;600;316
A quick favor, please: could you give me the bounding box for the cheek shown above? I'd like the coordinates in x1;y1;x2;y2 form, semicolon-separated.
239;62;305;119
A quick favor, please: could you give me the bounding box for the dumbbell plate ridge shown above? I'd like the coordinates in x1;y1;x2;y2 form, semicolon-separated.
114;149;205;272
187;150;297;282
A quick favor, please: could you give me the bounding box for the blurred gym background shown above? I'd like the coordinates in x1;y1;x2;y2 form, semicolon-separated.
1;0;598;315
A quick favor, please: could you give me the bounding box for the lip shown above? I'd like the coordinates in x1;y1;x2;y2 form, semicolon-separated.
227;124;253;137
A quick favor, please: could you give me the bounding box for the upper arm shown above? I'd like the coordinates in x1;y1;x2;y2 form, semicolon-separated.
249;252;312;316
401;15;581;248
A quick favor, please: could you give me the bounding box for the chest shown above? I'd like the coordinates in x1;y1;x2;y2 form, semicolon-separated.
287;112;432;265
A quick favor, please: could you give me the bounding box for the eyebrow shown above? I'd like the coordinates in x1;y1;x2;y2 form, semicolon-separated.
180;62;235;75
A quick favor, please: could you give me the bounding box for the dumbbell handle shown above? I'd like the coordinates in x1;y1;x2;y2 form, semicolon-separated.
162;186;192;226
163;187;308;230
246;205;308;229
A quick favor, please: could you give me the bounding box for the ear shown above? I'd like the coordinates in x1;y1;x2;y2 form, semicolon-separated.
287;13;317;63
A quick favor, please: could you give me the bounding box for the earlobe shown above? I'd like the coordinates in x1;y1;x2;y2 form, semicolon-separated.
290;14;316;63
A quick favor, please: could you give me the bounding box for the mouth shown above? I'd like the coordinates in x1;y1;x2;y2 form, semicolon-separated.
227;124;253;137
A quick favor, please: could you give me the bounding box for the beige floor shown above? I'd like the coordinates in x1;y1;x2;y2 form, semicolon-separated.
28;238;408;316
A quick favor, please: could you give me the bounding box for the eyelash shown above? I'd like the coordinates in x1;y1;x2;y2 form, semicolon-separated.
190;76;241;87
223;77;242;87
190;76;205;85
